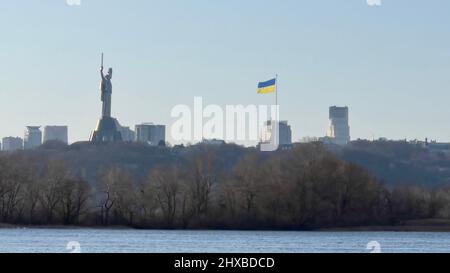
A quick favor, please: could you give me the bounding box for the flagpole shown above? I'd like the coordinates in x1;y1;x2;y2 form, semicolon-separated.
276;74;278;106
275;74;278;121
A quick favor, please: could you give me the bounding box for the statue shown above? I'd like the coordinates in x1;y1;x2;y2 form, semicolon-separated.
90;53;123;142
100;53;112;117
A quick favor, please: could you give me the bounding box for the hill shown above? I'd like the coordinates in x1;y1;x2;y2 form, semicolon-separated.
337;140;450;187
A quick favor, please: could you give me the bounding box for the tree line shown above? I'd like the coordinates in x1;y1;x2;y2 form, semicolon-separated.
1;143;450;229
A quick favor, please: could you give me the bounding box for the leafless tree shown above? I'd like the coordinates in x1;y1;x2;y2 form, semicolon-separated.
233;154;262;215
38;160;71;224
97;166;135;225
147;165;182;226
59;178;91;225
187;151;217;219
0;158;24;222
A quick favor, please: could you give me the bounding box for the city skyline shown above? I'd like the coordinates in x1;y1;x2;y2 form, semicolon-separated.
1;1;450;145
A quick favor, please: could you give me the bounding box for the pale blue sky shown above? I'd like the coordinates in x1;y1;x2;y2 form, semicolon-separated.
1;0;449;145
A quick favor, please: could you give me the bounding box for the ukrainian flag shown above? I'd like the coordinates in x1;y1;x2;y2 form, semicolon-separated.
257;78;277;94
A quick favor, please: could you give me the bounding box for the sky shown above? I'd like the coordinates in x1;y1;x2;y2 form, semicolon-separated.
1;0;450;145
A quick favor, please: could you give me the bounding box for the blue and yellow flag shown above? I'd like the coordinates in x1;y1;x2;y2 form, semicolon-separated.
257;78;277;94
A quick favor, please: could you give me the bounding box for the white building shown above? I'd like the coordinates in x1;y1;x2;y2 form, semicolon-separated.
135;123;166;146
2;137;23;151
260;120;292;150
24;126;42;150
43;126;68;144
327;106;350;146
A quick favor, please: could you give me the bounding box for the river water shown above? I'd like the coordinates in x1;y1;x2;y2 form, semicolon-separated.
0;228;448;253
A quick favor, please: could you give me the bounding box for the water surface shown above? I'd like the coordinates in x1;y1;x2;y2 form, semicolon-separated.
0;228;448;253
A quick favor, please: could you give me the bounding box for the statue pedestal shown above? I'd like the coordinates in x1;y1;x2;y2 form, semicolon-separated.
90;116;123;142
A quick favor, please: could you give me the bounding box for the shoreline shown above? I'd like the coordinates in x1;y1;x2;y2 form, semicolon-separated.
318;226;450;232
2;223;450;232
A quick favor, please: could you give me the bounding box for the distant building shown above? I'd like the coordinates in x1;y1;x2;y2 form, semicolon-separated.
426;142;450;152
201;139;226;145
24;126;42;150
300;136;319;143
411;138;450;154
43;126;68;144
2;137;23;151
135;123;166;146
279;121;293;147
326;106;350;146
260;120;292;150
119;126;135;142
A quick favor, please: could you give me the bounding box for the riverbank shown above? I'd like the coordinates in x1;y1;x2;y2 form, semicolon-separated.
320;219;450;232
2;219;450;232
2;142;450;234
0;223;131;230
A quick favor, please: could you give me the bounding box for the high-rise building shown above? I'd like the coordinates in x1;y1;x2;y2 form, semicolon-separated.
327;106;350;146
279;121;292;147
260;120;292;150
2;137;23;151
43;126;68;144
135;123;166;146
24;126;42;150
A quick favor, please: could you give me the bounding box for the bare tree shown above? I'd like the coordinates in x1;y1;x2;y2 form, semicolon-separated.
233;154;261;215
38;160;71;224
187;151;217;219
22;164;41;224
59;178;91;225
97;167;134;226
0;157;24;222
135;182;159;227
147;165;182;226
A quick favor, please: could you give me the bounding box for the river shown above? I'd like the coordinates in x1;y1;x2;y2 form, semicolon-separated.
0;228;448;253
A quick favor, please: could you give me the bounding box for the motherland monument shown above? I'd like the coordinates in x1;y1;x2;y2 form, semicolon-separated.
90;53;123;142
